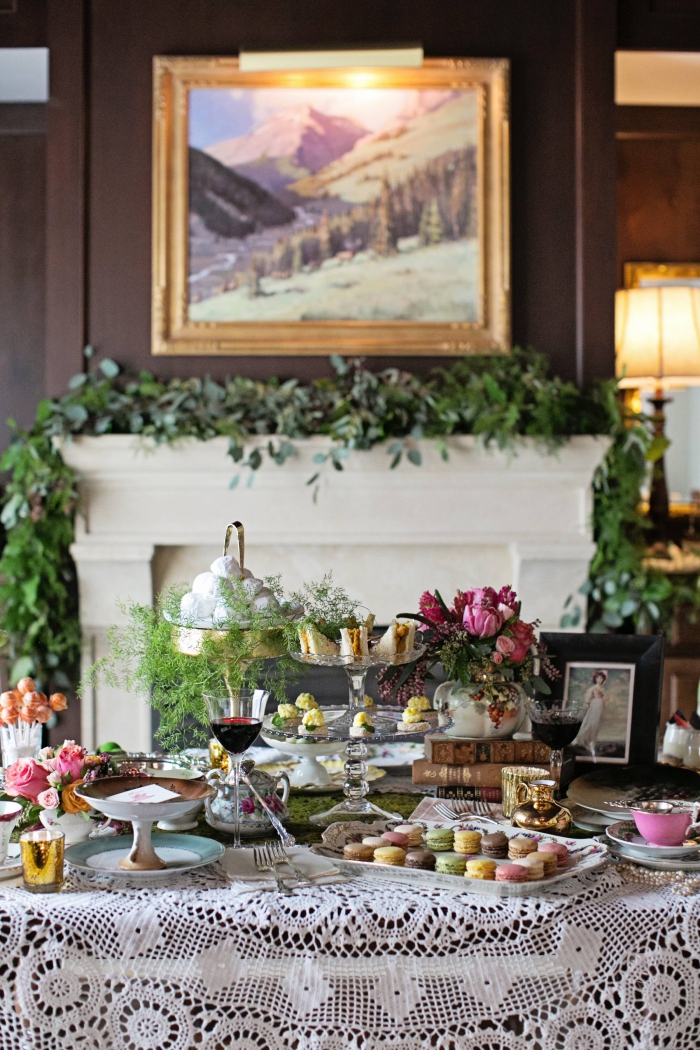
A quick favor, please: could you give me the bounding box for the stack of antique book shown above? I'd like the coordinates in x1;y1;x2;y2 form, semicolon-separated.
412;735;556;800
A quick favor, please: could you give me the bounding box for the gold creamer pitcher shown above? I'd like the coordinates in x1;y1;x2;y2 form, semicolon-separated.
510;778;572;836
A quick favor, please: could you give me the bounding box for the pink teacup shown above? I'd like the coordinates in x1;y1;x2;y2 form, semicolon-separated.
631;800;699;847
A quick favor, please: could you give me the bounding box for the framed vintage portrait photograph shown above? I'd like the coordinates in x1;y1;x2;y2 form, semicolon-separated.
152;56;510;356
539;634;665;768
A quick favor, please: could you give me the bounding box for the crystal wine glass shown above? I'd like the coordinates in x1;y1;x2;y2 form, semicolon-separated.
525;695;587;786
204;690;269;848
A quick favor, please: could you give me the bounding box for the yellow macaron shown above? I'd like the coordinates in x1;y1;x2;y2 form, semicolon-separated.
466;858;497;881
532;850;558;876
454;830;482;855
373;846;406;867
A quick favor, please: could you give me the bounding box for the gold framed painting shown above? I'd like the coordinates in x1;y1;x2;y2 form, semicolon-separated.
624;262;700;289
152;56;510;356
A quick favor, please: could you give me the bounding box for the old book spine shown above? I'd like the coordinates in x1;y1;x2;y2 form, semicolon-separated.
424;735;552;765
436;786;502;802
412;760;547;787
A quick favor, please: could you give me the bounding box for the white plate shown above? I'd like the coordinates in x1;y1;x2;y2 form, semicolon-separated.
605;820;700;859
312;822;607;897
602;836;700;872
0;846;22;881
220;845;339;884
65;833;224;878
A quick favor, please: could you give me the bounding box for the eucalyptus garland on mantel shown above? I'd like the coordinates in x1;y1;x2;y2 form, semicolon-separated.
0;348;695;691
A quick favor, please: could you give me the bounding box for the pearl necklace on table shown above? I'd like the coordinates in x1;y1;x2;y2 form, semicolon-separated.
616;861;700;896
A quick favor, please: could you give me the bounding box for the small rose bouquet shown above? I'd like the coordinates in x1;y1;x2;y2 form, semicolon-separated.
380;585;558;724
2;740;110;824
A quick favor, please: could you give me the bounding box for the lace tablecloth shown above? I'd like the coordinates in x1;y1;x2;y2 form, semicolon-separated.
1;862;699;1050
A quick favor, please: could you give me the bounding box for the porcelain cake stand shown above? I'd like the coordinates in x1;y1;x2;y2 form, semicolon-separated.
263;703;453;825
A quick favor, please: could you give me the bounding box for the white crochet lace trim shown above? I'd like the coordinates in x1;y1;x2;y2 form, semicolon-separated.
1;865;699;1049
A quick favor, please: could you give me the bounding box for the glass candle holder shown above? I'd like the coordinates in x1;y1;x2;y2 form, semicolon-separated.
20;826;64;893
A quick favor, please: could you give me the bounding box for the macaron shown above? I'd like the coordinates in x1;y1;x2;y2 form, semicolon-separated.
393;824;423;847
362;836;387;848
513;856;544;881
495;863;528;884
481;831;509;859
508;836;538;860
404;849;436;871
453;829;482;855
435;852;467;875
425;828;454;852
343;842;375;862
532;850;558;876
374;846;406;867
538;841;569;867
466;858;497;881
381;831;409;849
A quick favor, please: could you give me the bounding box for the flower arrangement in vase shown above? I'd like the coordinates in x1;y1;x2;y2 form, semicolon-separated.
0;678;67;766
1;741;113;843
381;586;558;740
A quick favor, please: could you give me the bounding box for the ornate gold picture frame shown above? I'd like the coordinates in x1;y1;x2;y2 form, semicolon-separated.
152;56;510;356
624;262;700;289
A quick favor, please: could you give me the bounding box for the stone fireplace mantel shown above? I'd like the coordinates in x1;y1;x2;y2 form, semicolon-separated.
61;434;609;751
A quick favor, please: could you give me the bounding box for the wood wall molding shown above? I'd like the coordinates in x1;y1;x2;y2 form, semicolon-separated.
45;0;86;397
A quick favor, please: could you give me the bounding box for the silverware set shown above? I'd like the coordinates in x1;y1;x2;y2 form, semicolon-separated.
434;801;500;822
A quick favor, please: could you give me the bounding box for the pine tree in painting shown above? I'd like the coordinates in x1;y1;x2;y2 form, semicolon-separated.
419;198;444;246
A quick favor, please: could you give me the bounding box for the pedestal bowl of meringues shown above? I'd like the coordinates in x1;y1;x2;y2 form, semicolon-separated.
75;776;217;871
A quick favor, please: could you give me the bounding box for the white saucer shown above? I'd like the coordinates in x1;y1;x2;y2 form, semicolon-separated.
606;820;700;859
0;847;22;881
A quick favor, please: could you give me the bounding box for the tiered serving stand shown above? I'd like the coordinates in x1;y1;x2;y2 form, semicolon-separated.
263;644;453;825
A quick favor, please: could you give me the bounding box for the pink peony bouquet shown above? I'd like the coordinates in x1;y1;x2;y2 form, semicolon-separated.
380;585;557;723
3;740;110;817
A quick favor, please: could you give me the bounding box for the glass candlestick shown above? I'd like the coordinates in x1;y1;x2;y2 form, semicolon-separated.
20;827;64;893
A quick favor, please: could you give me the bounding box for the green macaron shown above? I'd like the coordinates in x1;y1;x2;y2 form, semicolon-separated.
426;828;455;852
435;852;467;875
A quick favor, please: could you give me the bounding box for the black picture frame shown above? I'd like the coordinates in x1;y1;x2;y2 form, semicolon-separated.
538;633;665;768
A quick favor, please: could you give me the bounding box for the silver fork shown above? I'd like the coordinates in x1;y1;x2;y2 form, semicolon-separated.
268;842;313;886
253;845;294;895
435;801;499;822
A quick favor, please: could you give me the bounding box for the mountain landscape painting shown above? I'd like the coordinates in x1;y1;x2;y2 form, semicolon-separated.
187;86;480;323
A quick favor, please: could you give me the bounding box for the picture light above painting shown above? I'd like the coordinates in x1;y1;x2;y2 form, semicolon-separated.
152;56;510;356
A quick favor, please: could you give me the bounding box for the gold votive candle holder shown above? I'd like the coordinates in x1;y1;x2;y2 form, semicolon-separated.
209;737;230;773
501;765;550;819
20;826;64;893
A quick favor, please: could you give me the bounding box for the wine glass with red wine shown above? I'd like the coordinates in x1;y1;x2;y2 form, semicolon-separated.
525;696;587;786
205;690;269;848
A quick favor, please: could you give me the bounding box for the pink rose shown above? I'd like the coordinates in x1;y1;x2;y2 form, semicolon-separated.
37;787;60;811
51;741;87;783
240;796;256;814
509;619;536;662
492;651;504;664
4;758;50;804
47;771;62;786
463;603;504;638
496;635;516;655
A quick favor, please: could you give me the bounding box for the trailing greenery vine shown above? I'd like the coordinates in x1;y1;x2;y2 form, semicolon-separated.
0;347;696;690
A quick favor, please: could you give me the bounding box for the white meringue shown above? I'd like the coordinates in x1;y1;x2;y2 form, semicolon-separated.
180;592;217;622
252;593;280;611
210;556;241;578
192;572;223;599
242;577;264;597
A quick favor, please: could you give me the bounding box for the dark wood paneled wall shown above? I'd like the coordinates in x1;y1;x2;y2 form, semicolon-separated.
0;105;46;451
617;106;700;286
43;0;619;395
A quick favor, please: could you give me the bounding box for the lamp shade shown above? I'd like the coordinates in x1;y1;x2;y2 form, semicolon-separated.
615;286;700;389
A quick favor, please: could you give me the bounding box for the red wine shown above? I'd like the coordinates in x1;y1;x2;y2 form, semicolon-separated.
531;717;582;750
210;717;262;754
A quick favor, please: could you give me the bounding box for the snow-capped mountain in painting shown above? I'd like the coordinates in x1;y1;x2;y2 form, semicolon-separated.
206;104;368;188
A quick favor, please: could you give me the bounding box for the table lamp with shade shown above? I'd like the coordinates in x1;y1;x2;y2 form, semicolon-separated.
615;286;700;533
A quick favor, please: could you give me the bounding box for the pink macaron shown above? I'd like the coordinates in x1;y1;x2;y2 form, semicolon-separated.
381;831;410;849
494;863;528;883
538;842;569;867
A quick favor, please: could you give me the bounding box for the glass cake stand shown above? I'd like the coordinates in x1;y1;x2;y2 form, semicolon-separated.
262;703;453;826
289;644;426;733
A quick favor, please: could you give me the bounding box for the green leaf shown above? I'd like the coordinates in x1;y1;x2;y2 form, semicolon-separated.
99;358;120;378
10;656;34;684
532;675;551;695
645;435;670;462
407;448;422;466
